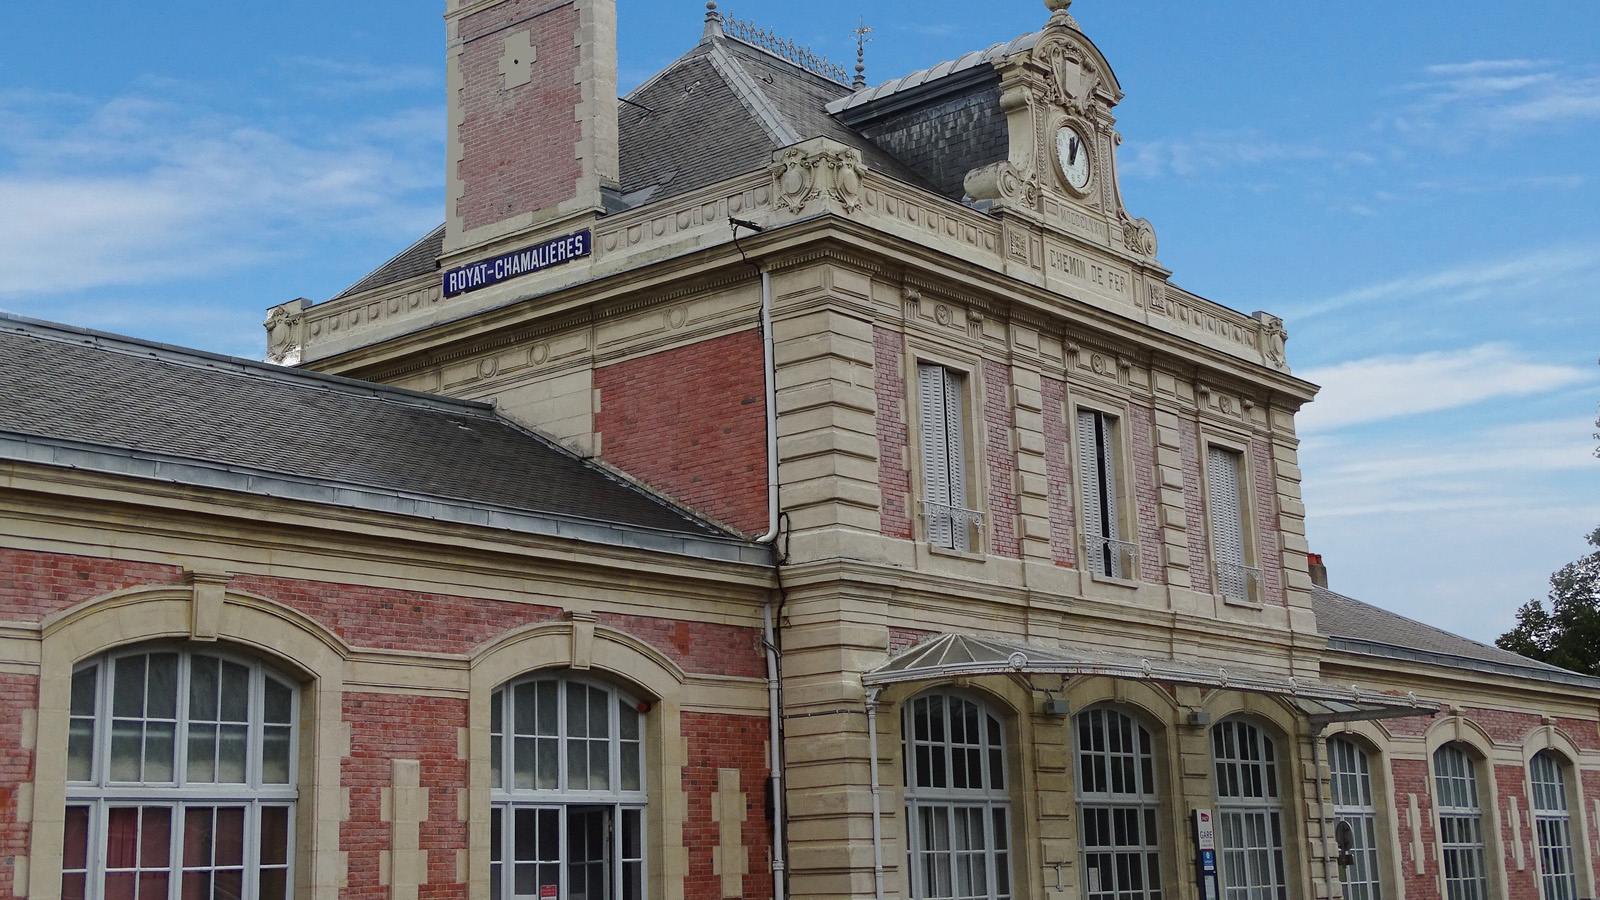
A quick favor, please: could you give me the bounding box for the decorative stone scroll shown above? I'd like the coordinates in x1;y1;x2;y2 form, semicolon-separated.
770;138;868;216
263;299;305;367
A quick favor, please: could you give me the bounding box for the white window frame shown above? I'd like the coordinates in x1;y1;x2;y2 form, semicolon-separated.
1328;737;1383;900
903;691;1012;900
917;362;981;553
1075;706;1163;900
489;673;648;900
1212;719;1288;900
1076;405;1137;581
1529;751;1578;900
63;646;299;900
1433;744;1489;900
1205;441;1261;604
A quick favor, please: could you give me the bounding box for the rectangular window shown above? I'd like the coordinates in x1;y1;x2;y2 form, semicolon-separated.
1207;446;1259;602
1434;746;1489;900
1078;410;1134;578
1530;753;1577;900
919;364;978;551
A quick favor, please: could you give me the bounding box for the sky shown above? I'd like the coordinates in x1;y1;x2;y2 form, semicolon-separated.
1;1;1596;645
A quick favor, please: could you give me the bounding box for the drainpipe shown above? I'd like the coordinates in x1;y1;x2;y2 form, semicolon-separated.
1312;725;1336;899
752;264;787;900
867;687;886;900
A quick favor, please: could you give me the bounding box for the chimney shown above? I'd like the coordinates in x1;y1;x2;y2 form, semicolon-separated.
443;0;619;256
1307;552;1328;589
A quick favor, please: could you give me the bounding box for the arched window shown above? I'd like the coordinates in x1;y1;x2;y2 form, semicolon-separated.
1212;719;1287;900
62;647;298;900
1530;751;1577;900
1433;744;1488;900
903;692;1011;900
1328;737;1382;900
489;674;646;900
1075;707;1162;900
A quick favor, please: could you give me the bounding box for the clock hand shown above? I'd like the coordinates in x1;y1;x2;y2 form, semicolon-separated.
1069;137;1080;167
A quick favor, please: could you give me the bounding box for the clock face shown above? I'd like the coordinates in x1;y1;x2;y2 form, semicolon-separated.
1056;126;1092;192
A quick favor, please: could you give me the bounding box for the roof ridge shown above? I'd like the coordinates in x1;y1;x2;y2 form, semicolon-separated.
0;313;496;418
704;39;802;148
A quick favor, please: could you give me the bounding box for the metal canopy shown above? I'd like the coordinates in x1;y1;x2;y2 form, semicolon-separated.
863;633;1439;725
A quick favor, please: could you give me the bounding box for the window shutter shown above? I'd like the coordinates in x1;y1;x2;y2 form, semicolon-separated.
1208;446;1246;599
919;364;953;548
941;368;967;552
1077;410;1106;575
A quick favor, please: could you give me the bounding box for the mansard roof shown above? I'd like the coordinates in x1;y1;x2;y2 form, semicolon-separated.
0;315;761;561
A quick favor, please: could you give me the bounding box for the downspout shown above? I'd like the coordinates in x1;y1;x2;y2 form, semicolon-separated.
1312;724;1336;900
867;687;886;900
753;265;788;900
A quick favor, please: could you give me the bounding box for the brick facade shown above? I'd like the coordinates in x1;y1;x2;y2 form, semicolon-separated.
1041;377;1077;569
1127;404;1166;585
874;327;913;540
982;361;1020;559
1180;420;1213;594
454;0;584;232
682;713;774;900
0;673;36;894
595;330;769;535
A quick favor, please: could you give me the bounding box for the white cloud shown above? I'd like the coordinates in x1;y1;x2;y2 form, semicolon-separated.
0;88;442;298
1118;132;1370;181
1288;244;1600;320
1297;345;1593;432
1397;58;1600;135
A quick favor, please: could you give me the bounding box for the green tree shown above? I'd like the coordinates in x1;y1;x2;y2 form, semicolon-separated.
1497;526;1600;675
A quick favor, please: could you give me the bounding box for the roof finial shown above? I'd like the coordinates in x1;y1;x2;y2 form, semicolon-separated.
703;1;724;41
1043;0;1078;28
851;15;874;90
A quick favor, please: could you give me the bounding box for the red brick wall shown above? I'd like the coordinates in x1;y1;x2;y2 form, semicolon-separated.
1126;405;1165;585
454;0;583;232
595;330;769;535
0;549;182;621
1040;377;1077;569
1391;757;1437;896
1249;441;1283;604
889;627;938;655
343;692;470;900
0;674;37;892
598;613;765;680
682;713;773;900
231;575;562;656
1494;764;1539;900
982;362;1019;558
1181;421;1213;594
874;327;912;540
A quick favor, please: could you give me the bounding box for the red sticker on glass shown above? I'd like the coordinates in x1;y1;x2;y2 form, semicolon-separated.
541;886;558;899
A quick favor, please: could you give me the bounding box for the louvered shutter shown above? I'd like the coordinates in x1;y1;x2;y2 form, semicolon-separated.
919;364;953;549
1208;446;1247;600
1077;410;1106;575
941;369;967;552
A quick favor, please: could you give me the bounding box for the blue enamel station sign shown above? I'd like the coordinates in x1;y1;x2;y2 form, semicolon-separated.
442;230;592;298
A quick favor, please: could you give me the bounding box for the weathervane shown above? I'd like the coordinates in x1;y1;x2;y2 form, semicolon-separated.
851;15;875;89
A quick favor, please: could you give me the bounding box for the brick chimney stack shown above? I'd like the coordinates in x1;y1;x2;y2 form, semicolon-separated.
1307;553;1328;589
443;0;619;256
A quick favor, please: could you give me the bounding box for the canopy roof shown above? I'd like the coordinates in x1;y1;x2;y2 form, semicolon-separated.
864;634;1439;725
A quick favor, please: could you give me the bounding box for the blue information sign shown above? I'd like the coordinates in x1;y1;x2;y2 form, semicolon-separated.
442;230;592;297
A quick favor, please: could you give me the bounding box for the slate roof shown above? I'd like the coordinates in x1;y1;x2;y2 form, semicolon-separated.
1311;584;1600;687
826;31;1042;115
618;33;932;201
0;315;736;544
331;225;445;302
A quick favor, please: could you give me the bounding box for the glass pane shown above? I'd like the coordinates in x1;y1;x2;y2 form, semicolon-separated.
536;682;559;735
491;734;503;788
184;808;212;868
568;683;589;737
620;707;640;741
590;688;609;739
146;654;179;719
260;807;290;865
215;808;246;866
107;808;140;867
68;718;94;782
216;724;248;783
114;656;147;717
64;806;92;869
219;662;249;721
140;808;172;867
144;724;175;782
591;741;609;790
515;738;536;790
264;679;293;725
190;657;219;721
188;727;218;783
491;690;504;736
621;743;641;792
537;738;559;791
515;683;537;735
258;869;288;900
262;725;292;784
71;667;98;716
